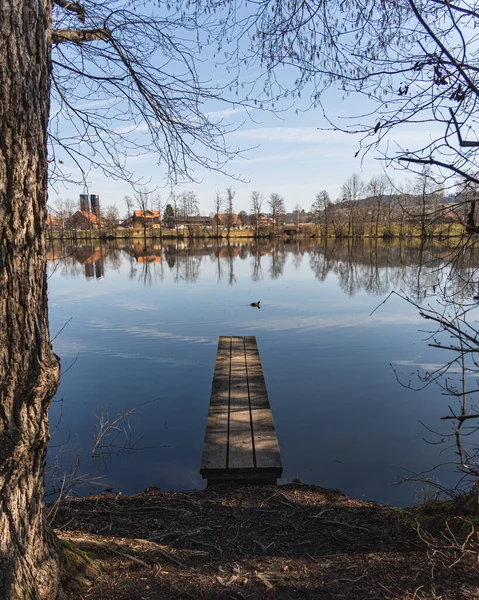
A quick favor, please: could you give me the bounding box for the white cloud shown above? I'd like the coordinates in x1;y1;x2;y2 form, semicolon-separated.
233;127;349;144
206;106;250;120
113;121;151;134
232;148;319;165
233;123;446;149
73;98;120;111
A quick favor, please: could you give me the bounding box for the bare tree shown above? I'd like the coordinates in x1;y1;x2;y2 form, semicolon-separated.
456;182;479;234
228;2;479;202
294;203;302;229
103;205;119;235
224;186;235;237
389;285;479;494
50;197;76;238
214;190;223;238
268;192;285;236
171;193;180;237
152;192;165;241
411;168;437;238
124;194;134;220
367;176;390;238
196;1;479;237
134;189;154;239
178;190;199;237
311;190;331;238
341;175;364;237
433;184;446;237
250;190;263;236
49;1;246;188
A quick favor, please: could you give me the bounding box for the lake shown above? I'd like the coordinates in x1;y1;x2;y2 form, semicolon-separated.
46;237;477;506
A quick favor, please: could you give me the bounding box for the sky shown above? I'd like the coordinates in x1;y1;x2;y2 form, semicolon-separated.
47;5;443;218
49;92;424;217
49;98;428;217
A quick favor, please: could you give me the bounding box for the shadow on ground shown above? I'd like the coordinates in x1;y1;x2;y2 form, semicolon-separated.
52;484;478;599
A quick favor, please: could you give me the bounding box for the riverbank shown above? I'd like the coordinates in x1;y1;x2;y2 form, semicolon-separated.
46;222;465;242
52;484;477;599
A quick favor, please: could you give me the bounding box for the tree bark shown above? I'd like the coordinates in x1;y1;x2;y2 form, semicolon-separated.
0;1;62;598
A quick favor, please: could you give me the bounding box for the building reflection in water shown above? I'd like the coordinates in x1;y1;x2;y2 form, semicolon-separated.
84;261;94;279
83;249;104;279
47;243;105;281
129;241;162;264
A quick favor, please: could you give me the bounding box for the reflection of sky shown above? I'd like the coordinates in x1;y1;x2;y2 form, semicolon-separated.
47;241;473;506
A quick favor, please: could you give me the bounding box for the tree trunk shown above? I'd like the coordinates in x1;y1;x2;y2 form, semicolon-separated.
0;1;62;598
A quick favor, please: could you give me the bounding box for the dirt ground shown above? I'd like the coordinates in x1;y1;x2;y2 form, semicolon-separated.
51;484;478;600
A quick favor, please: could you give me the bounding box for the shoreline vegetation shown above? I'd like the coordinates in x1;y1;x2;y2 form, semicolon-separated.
53;483;478;599
46;224;468;242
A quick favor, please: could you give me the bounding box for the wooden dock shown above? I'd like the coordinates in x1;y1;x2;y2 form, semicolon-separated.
200;336;282;484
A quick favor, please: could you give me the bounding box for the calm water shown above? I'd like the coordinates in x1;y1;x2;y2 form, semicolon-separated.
46;238;478;506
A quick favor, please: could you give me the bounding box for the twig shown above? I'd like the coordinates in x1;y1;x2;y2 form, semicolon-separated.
106;547;149;568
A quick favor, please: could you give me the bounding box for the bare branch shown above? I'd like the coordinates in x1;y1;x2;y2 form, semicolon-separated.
53;0;85;23
449;108;479;148
52;28;111;44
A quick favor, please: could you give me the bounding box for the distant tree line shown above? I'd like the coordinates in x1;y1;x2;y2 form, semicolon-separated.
48;168;475;240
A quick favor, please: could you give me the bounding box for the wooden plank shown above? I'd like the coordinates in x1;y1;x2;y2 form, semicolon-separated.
227;337;255;471
200;337;231;473
201;335;282;481
244;337;282;473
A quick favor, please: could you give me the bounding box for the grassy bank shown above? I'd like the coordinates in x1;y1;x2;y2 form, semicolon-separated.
46;222;469;242
52;484;478;599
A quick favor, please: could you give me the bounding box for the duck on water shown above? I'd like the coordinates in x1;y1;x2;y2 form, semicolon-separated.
250;301;260;308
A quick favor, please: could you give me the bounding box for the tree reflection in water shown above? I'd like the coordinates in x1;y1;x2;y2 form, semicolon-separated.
47;237;479;301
